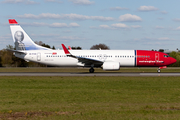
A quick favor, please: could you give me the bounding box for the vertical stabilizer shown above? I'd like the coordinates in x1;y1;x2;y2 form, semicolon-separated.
9;19;50;50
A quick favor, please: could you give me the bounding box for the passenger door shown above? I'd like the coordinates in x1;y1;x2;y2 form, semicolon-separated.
155;53;159;62
37;53;41;61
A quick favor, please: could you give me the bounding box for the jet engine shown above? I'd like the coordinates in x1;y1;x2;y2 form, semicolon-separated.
102;62;120;70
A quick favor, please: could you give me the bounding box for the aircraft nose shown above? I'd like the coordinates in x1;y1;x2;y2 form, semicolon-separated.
170;57;177;64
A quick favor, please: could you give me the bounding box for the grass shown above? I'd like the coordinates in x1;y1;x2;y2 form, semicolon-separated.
0;76;180;119
0;67;180;73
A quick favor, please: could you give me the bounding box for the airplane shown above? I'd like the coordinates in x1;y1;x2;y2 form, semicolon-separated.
8;19;177;73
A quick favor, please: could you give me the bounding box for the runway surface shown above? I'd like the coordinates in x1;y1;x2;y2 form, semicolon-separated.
0;72;180;76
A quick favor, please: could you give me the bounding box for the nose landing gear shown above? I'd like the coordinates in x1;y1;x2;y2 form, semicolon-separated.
157;69;161;73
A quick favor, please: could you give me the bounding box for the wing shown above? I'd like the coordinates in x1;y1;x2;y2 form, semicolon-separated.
61;44;103;66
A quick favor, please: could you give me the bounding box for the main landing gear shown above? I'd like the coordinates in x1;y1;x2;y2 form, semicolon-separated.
89;67;94;73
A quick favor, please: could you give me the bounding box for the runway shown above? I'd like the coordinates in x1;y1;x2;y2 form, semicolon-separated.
0;72;179;76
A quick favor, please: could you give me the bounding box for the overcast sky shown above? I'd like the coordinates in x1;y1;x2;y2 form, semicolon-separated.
1;0;180;50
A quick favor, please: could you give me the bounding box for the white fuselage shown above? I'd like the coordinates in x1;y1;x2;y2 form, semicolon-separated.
15;50;136;67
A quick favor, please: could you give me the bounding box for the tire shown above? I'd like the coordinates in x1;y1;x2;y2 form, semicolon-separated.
157;69;161;73
89;68;94;73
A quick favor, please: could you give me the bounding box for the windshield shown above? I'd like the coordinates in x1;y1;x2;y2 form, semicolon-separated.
164;55;169;58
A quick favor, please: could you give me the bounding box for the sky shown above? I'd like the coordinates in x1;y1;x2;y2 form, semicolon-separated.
0;0;180;50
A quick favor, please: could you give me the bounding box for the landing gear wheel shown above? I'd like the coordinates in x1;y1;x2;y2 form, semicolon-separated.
157;69;161;73
89;68;94;73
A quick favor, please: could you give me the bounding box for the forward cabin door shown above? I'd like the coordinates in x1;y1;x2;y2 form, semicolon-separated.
37;52;41;61
155;53;159;65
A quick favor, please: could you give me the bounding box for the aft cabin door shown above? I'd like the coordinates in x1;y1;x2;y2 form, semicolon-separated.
37;53;41;61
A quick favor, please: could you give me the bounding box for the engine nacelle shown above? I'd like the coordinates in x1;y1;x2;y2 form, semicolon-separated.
102;62;120;71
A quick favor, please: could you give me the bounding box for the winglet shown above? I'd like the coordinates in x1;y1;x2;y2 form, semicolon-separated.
61;44;71;55
9;19;18;25
68;46;72;50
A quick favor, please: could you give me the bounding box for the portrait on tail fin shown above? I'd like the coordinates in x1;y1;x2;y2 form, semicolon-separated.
14;31;25;50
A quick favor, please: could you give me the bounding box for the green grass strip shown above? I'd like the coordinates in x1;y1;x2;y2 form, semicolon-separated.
0;76;180;119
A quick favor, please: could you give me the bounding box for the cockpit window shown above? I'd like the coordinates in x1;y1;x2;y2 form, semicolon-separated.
164;55;169;58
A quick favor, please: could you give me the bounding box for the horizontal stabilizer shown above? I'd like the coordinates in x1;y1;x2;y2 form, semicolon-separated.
7;49;27;54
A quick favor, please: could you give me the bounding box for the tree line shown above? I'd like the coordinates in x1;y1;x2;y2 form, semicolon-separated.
0;42;179;67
